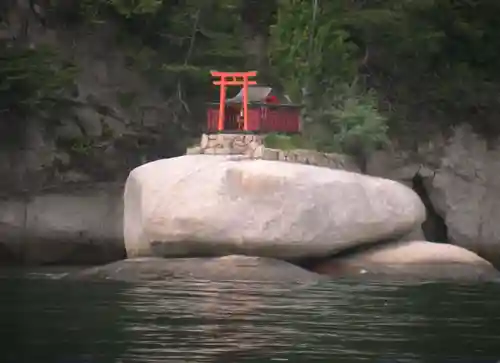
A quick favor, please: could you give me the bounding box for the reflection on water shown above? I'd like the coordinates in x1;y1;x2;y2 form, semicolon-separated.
1;270;500;363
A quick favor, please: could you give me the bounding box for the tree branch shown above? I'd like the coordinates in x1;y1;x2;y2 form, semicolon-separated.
184;8;200;65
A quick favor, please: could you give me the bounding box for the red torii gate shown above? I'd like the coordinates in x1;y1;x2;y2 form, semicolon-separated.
211;71;257;131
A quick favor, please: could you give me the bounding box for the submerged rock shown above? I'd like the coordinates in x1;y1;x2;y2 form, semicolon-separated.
67;255;323;283
311;241;500;281
124;155;425;260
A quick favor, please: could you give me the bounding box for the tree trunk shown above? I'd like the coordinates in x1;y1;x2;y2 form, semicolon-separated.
240;0;277;84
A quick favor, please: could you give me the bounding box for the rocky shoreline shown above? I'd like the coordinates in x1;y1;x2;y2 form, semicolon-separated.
117;154;498;282
1;151;499;283
0;183;125;265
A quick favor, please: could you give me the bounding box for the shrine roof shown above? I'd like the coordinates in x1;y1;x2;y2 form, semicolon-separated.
225;85;294;104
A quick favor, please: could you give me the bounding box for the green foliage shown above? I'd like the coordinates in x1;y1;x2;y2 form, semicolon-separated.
263;133;312;151
70;138;94;155
328;0;500;136
64;0;163;22
309;84;389;156
5;0;500;164
117;91;138;109
0;0;251;155
108;0;163;17
102;0;247;100
270;0;387;157
0;43;78;119
270;0;500;152
270;0;359;102
158;0;246;90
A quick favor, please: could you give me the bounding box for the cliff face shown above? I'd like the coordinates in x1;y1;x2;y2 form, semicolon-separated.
2;2;500;269
0;17;196;196
0;0;273;196
368;124;500;267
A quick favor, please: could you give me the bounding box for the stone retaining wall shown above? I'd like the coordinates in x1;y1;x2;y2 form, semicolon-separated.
187;134;263;156
186;133;360;172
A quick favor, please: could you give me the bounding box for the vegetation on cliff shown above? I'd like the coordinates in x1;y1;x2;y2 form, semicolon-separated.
2;0;500;161
0;44;77;146
270;0;500;152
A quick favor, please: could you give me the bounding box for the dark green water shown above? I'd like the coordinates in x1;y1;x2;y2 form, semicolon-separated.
1;269;500;363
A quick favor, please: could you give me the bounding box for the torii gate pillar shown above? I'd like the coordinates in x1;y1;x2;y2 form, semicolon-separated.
211;71;257;131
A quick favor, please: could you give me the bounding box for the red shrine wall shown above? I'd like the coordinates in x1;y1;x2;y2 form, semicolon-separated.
206;106;301;133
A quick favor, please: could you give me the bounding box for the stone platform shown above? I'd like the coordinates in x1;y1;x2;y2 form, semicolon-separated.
186;133;360;172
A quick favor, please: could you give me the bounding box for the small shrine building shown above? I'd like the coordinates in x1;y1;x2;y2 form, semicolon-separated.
206;71;302;134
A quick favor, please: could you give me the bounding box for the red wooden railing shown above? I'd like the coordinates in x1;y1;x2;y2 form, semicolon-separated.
207;108;219;132
259;107;300;133
206;105;300;133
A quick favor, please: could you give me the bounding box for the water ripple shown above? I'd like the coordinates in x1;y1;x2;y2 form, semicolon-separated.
1;274;500;362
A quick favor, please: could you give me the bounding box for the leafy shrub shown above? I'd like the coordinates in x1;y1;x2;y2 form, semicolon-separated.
263;133;311;150
309;84;389;156
269;0;388;159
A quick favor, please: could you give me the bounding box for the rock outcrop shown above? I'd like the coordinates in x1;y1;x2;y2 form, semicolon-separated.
124;154;425;260
311;240;500;281
67;255;323;283
0;184;125;264
367;124;500;266
0;22;188;197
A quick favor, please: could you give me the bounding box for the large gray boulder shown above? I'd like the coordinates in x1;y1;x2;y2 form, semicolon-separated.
67;255;322;283
311;241;500;281
124;155;425;260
